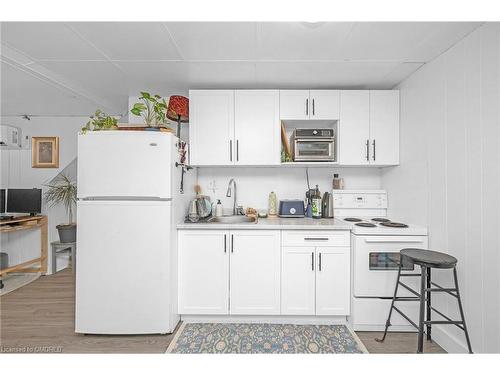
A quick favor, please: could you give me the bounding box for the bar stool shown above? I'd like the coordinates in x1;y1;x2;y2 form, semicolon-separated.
376;248;473;353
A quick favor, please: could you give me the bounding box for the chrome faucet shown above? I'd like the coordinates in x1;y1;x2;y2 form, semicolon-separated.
226;178;238;215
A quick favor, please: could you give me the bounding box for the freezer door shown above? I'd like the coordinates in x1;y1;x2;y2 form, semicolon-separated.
78;132;173;199
75;200;174;334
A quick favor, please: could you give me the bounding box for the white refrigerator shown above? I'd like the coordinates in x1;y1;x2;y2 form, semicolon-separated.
75;131;190;334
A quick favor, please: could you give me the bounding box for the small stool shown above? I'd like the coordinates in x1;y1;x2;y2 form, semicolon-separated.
51;241;77;275
376;248;473;353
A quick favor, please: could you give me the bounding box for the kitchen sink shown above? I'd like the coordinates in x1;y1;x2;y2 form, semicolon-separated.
208;215;257;224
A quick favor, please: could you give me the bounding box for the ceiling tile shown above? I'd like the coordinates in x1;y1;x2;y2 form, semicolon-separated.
340;22;481;61
1;61;105;116
186;62;256;88
255;61;402;89
166;22;257;60
256;22;354;60
34;60;128;97
72;22;182;60
1;22;105;60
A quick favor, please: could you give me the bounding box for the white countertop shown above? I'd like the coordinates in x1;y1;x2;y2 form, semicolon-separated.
177;217;352;230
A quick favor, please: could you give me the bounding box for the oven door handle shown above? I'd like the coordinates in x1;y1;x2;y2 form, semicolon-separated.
364;238;425;243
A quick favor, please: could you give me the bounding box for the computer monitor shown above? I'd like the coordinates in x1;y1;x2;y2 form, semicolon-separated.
6;188;42;215
0;189;5;214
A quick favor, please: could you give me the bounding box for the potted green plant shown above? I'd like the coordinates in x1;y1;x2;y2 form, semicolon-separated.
44;173;77;243
81;109;118;133
130;92;167;127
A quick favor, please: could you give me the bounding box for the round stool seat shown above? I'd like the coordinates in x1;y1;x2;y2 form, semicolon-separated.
400;248;457;269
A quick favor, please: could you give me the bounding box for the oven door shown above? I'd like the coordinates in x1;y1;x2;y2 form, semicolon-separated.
293;138;334;161
353;235;428;298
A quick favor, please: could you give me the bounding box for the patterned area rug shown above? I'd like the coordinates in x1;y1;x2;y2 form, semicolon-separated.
167;323;368;354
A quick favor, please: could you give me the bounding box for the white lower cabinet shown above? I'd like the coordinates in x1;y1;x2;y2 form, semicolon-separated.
179;229;350;317
281;231;351;316
315;247;350;316
178;230;280;315
281;246;316;315
230;230;281;314
178;230;229;314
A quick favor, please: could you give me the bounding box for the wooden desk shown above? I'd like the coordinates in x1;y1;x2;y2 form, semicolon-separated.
0;215;48;276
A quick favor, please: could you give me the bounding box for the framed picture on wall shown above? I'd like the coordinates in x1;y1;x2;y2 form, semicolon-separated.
32;136;59;168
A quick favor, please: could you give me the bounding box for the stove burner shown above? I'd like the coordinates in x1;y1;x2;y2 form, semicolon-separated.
355;222;377;227
344;218;362;222
380;222;409;228
371;218;390;223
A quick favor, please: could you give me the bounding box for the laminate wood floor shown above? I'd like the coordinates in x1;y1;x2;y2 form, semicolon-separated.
1;269;445;353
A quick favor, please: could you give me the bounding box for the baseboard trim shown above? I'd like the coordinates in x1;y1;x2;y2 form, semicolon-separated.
432;326;468;353
180;315;347;325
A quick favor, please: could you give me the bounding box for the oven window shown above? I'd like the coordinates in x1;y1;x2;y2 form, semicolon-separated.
369;252;414;271
296;142;332;157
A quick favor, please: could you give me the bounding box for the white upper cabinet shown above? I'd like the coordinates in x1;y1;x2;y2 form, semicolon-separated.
189;90;234;166
234;90;280;165
309;90;340;120
339;91;370;165
339;90;399;166
279;90;310;120
369;90;400;165
280;90;340;120
229;230;281;315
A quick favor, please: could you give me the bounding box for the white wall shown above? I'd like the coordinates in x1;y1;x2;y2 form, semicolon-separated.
197;167;382;213
1;116;85;273
382;23;500;353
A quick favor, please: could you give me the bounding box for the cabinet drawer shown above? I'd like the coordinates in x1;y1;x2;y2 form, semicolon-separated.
282;231;350;247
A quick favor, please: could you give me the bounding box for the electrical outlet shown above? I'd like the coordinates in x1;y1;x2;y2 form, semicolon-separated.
208;179;217;194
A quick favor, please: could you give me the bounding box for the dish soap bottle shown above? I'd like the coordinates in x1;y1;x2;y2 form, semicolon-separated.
268;191;277;216
311;185;322;219
332;174;344;190
215;199;223;217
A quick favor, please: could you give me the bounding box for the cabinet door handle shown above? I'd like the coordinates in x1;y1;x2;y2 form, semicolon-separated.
366;139;370;161
319;252;322;271
312;98;315;116
311;252;314;271
224;234;227;253
304;237;329;241
231;234;234;253
372;139;376;161
306;99;309;116
229;140;233;162
236;140;239;162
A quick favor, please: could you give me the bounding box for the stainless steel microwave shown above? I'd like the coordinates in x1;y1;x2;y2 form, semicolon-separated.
292;128;335;161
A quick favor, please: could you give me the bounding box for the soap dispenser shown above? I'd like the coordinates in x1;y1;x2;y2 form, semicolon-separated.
215;199;223;217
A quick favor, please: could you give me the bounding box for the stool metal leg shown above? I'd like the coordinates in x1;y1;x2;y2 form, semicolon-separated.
426;267;432;341
453;267;473;353
417;266;427;353
375;264;403;343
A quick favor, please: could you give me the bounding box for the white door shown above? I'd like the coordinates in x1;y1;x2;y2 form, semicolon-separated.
369;90;400;165
281;246;316;315
310;90;340;120
230;230;281;315
75;200;173;334
189;90;234;166
339;91;370;165
279;90;310;120
178;230;229;314
315;247;350;316
77;132;173;199
353;235;427;298
234;90;280;165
